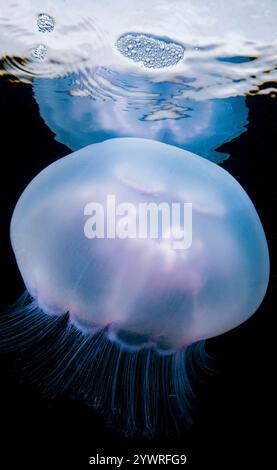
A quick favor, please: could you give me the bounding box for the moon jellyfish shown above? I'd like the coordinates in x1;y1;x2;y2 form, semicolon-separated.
0;138;269;435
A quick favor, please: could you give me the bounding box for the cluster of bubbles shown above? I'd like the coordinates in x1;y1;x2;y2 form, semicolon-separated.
30;13;55;62
37;13;55;33
30;44;48;61
116;33;185;69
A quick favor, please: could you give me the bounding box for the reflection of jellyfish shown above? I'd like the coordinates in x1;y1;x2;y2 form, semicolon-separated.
0;139;269;435
33;70;248;163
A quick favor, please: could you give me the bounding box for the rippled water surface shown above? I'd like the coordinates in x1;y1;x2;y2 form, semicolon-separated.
0;0;276;161
1;1;277;94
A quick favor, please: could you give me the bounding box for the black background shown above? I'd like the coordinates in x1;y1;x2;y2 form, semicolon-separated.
0;76;276;468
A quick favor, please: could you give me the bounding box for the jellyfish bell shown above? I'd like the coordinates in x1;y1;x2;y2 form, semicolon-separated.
10;138;269;357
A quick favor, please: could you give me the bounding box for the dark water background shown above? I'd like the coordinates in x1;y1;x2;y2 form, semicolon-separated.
0;75;276;468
